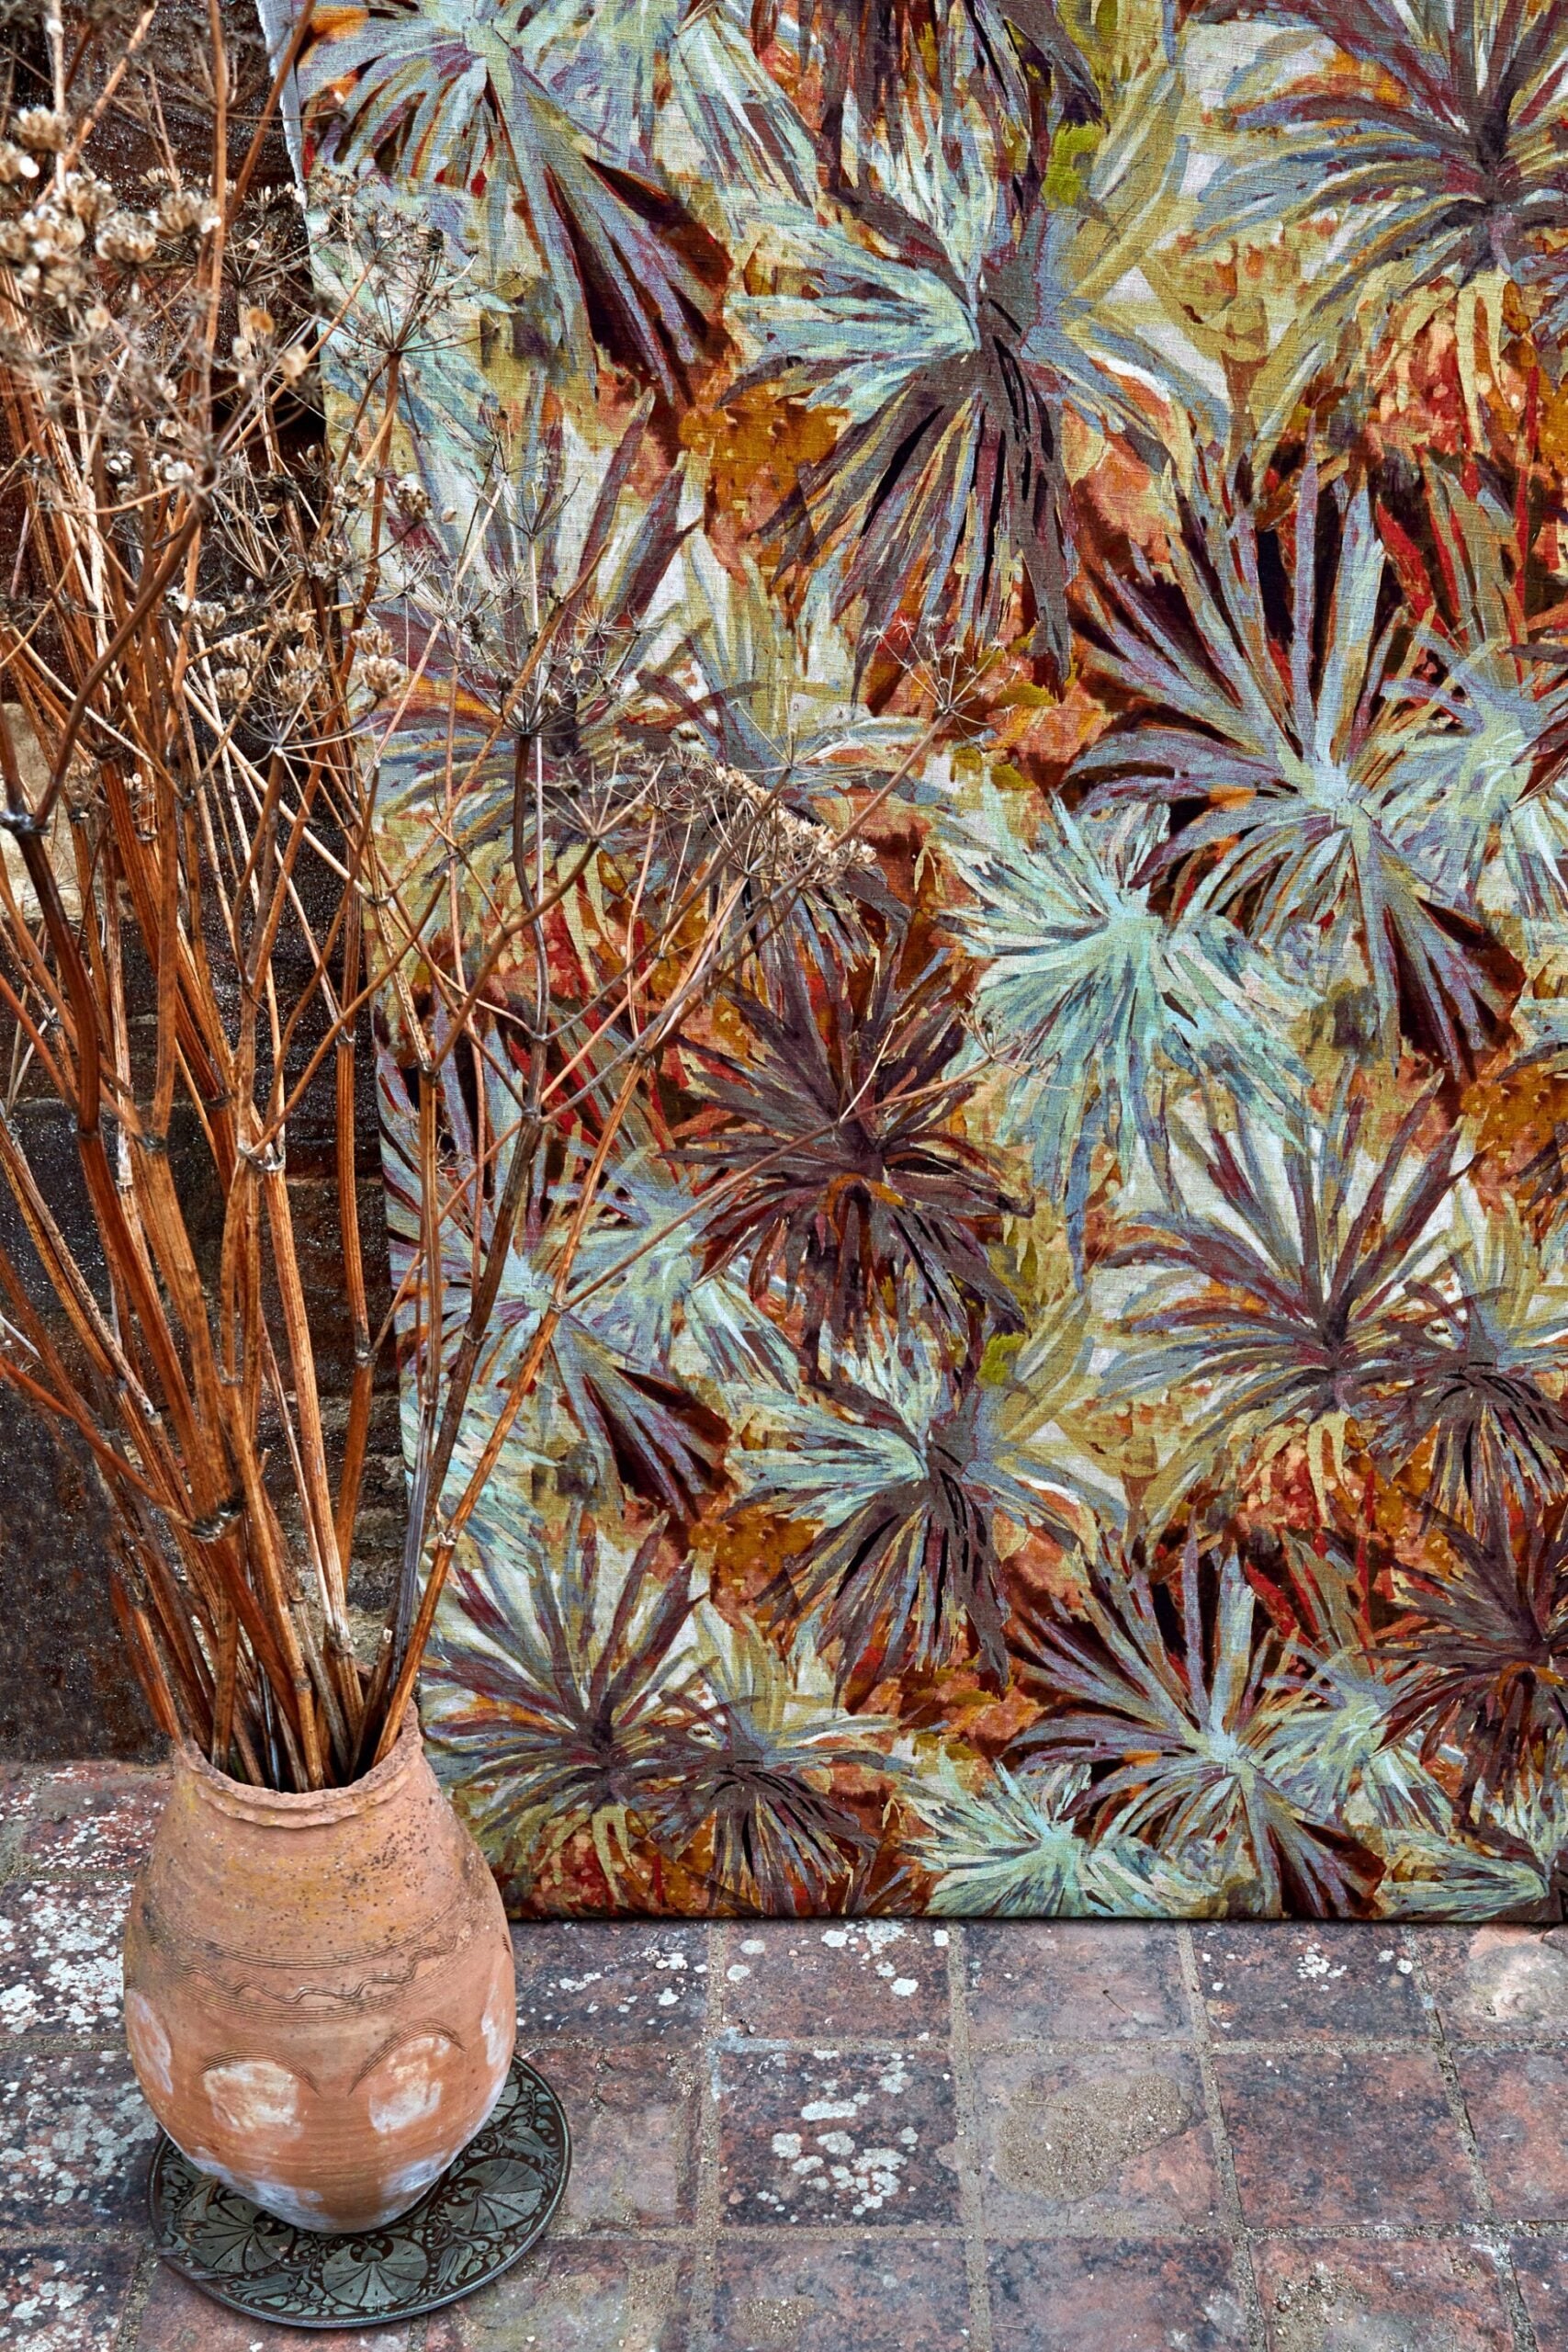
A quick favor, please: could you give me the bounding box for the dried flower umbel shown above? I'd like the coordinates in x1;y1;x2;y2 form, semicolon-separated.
0;1;880;1789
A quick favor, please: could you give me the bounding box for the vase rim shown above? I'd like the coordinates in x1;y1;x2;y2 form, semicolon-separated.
175;1703;422;1826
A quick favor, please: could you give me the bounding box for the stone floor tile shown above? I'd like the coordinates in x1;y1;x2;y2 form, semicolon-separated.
0;1764;37;1841
719;1921;950;2043
17;1767;167;1874
512;1925;709;2049
0;2244;138;2352
1509;2236;1568;2352
964;1923;1187;2046
423;2242;690;2350
1194;1924;1427;2043
1421;1928;1568;2041
711;2238;970;2351
988;2237;1250;2351
1252;2237;1514;2351
1216;2050;1479;2228
1456;2049;1568;2219
717;2044;960;2228
973;2046;1220;2235
0;1876;130;2036
136;2265;412;2349
0;2047;157;2225
538;2041;698;2231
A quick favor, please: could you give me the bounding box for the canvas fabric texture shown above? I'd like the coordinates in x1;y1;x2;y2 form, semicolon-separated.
291;0;1568;1922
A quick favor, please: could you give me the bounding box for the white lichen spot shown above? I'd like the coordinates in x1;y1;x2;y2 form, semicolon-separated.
479;1984;513;2074
124;1991;173;2099
366;2035;448;2134
219;2174;328;2230
202;2057;304;2138
382;2149;450;2207
771;2132;803;2159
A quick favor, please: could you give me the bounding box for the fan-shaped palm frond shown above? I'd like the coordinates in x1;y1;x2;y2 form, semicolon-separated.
1381;469;1568;943
732;114;1211;680
1384;1767;1568;1916
375;388;693;900
1381;1484;1568;1808
1371;1204;1568;1518
300;0;728;397
753;0;1101;179
381;1055;728;1519
1103;1076;1463;1498
653;1618;896;1910
944;787;1304;1266
423;1509;708;1896
1257;1530;1453;1834
682;943;1025;1363
513;0;681;164
1075;457;1523;1073
734;1344;1082;1688
1012;1535;1382;1912
1197;0;1568;356
565;1129;799;1396
904;1754;1223;1915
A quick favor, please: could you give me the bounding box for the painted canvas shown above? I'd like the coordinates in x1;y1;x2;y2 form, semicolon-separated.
288;0;1568;1919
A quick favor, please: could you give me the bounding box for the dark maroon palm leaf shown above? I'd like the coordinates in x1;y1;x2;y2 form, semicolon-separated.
1010;1534;1381;1913
1368;1283;1568;1520
682;945;1024;1361
768;324;1070;681
1381;1487;1568;1807
427;1516;713;1844
760;0;1100;175
655;1735;879;1913
1107;1081;1464;1434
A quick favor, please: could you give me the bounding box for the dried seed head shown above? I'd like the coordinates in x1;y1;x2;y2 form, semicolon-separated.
353;623;404;700
392;472;431;520
151;187;218;240
0;140;39;185
62;171;114;224
13;108;71;154
96;213;158;266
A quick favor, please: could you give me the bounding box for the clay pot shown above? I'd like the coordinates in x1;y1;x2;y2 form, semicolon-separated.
122;1709;515;2233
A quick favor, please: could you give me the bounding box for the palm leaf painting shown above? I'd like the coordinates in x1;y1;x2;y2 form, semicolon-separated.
1198;0;1568;367
298;0;1568;1918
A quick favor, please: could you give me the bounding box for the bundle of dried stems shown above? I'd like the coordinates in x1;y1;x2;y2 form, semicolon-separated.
0;0;886;1790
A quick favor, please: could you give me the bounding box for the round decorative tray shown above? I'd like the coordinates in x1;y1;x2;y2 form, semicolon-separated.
147;2052;570;2329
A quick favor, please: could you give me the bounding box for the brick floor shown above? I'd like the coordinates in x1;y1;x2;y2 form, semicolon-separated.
2;1765;1566;2348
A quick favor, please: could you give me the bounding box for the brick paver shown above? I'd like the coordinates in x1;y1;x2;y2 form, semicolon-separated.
1;1760;1565;2348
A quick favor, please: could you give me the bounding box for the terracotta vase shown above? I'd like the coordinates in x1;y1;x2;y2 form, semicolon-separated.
122;1708;515;2233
